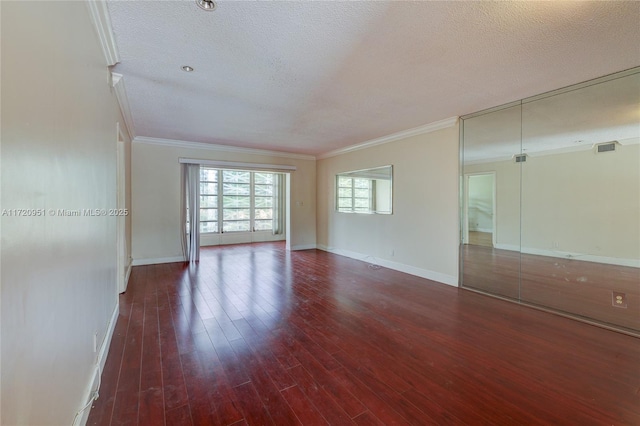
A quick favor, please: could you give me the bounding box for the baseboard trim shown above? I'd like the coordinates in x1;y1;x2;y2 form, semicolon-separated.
316;245;458;287
75;302;119;426
124;259;132;290
290;244;318;251
100;303;119;371
470;227;492;233
494;244;640;268
131;256;185;266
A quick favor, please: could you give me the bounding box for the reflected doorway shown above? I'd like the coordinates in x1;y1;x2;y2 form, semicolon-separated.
464;172;496;248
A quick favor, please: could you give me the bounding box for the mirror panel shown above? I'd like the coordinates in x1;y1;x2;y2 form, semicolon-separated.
335;165;393;214
520;73;640;331
461;104;522;299
461;69;640;334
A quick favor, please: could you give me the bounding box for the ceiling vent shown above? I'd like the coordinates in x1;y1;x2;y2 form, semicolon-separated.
514;154;527;163
595;141;618;153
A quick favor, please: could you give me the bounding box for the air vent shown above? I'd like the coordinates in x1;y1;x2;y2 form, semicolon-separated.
514;154;527;163
596;142;617;153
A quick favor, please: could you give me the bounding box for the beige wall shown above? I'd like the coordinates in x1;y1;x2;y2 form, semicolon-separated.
523;144;640;263
131;142;316;263
317;125;460;286
1;2;126;424
465;144;640;265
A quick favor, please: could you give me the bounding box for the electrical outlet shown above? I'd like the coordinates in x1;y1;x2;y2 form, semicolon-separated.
612;292;627;308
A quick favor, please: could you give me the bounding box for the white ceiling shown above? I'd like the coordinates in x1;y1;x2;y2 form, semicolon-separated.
463;72;640;163
107;0;640;156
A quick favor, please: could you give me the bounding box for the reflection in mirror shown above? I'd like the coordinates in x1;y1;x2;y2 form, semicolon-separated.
336;165;393;214
461;69;640;334
461;104;522;299
520;72;640;332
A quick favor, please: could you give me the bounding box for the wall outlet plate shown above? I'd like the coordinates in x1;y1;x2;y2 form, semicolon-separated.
612;292;627;308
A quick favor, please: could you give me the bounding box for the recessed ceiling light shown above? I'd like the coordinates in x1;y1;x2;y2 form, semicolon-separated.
181;65;194;72
196;0;216;11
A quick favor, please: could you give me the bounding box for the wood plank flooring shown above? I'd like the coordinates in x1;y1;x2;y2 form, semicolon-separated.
468;231;493;247
462;244;640;332
88;242;640;425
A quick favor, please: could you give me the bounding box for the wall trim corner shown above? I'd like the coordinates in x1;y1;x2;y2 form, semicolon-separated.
317;116;458;159
85;0;120;66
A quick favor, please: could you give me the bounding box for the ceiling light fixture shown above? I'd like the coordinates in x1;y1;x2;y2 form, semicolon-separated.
181;65;194;72
196;0;216;11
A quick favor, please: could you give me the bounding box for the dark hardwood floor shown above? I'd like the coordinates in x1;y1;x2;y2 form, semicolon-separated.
462;244;640;332
88;242;640;425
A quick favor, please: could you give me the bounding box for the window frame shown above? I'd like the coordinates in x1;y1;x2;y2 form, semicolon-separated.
336;176;374;213
199;168;276;234
335;165;393;215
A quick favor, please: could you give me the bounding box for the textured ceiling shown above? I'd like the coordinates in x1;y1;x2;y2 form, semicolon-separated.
463;72;640;163
107;1;640;156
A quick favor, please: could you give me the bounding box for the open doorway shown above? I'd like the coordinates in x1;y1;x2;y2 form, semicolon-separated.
116;123;130;293
463;172;496;248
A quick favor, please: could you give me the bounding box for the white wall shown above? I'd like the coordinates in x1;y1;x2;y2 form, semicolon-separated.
522;144;639;264
465;144;640;265
317;124;460;286
131;141;316;264
1;2;124;424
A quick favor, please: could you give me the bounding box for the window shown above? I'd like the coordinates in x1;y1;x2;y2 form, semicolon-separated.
337;176;372;213
199;168;277;233
336;165;393;214
254;172;274;230
221;170;251;232
199;168;218;232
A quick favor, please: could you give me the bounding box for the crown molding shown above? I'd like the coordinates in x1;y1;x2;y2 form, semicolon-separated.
179;158;297;172
618;137;640;146
133;137;317;161
111;73;136;139
464;137;640;166
86;0;120;66
317;116;458;160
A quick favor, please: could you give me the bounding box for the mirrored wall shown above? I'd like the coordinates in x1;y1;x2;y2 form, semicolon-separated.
461;68;640;334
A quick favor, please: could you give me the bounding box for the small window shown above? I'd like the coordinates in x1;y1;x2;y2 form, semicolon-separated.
335;165;393;214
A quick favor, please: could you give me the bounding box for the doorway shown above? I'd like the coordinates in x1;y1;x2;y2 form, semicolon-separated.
463;172;496;248
116;123;129;293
